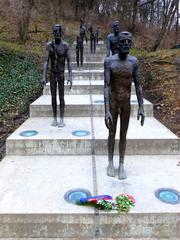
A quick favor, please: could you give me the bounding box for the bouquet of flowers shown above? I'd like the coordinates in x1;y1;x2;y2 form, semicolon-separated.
77;194;135;213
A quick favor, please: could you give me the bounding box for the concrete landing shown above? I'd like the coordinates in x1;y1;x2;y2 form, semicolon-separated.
0;155;179;238
6;117;179;155
30;95;153;117
94;117;179;155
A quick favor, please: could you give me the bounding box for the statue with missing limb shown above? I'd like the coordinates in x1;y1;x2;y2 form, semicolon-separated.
76;36;83;68
106;20;120;57
95;28;99;45
104;31;145;180
80;18;88;44
89;24;96;54
42;24;72;128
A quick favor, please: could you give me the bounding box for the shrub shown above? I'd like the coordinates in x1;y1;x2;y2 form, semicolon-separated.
0;49;42;122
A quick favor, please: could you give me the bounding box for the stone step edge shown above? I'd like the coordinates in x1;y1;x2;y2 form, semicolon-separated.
0;212;179;238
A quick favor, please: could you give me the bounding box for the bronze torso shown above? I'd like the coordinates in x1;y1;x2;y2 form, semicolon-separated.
106;54;137;106
48;40;69;73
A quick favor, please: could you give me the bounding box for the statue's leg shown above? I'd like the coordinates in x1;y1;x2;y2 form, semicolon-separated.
76;48;79;67
80;45;83;67
118;104;130;180
50;73;58;126
58;75;65;127
107;109;118;177
94;39;96;54
90;39;93;54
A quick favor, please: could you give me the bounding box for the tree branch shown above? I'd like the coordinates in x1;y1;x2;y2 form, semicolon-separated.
140;0;156;7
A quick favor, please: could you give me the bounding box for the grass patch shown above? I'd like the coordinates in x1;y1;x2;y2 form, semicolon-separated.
0;48;42;122
130;48;147;57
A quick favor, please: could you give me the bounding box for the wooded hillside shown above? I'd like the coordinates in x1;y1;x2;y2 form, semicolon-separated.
0;0;179;50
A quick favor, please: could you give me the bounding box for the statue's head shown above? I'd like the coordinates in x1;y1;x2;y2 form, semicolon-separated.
53;24;62;40
112;20;120;34
118;31;132;55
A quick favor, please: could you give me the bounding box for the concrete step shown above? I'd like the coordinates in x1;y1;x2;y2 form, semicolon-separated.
0;155;179;238
30;95;153;118
65;69;104;80
43;80;136;95
6;117;179;155
71;61;103;70
73;40;105;45
71;48;105;54
2;239;178;240
43;80;103;95
72;56;105;62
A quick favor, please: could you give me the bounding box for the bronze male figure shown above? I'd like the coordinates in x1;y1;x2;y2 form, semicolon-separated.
76;36;83;68
95;28;99;45
80;18;87;43
106;20;120;57
89;24;96;54
104;31;145;180
42;24;72;127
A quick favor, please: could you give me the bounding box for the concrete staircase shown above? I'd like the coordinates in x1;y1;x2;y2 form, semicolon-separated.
0;41;179;239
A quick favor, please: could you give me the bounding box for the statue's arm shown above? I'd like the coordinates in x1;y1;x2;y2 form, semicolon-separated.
42;43;50;85
66;44;72;88
133;59;145;126
106;36;110;57
104;58;112;129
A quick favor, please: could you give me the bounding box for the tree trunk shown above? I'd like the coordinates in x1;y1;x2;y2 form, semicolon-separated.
149;1;154;26
175;0;179;44
18;0;33;44
130;0;139;32
151;0;176;51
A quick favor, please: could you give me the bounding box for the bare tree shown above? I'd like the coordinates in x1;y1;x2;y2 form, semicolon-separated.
17;0;33;43
151;0;176;51
175;0;179;45
131;0;140;32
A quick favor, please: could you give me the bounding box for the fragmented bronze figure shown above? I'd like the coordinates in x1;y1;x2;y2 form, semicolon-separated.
89;24;96;54
42;24;72;127
104;31;145;180
106;20;120;57
76;36;83;68
95;28;99;45
80;18;87;43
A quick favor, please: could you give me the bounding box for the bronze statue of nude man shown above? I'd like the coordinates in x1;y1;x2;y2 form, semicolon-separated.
104;31;145;180
106;20;120;57
42;24;72;127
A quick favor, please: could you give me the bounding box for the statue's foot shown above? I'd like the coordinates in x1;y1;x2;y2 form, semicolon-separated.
107;163;115;177
51;119;58;127
58;119;65;128
118;163;127;180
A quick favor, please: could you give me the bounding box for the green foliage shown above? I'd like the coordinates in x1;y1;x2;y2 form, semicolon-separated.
98;200;113;211
146;71;156;82
115;195;135;213
0;48;42;122
130;48;147;57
